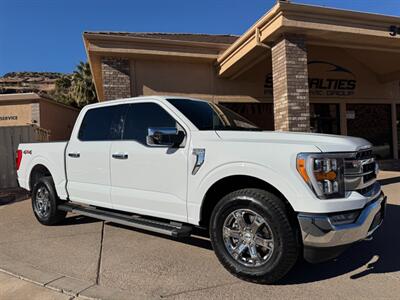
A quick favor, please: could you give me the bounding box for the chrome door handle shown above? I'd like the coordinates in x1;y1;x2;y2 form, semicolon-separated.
68;152;80;158
112;153;128;159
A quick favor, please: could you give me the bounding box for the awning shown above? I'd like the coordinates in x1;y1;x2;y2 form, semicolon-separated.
217;1;400;81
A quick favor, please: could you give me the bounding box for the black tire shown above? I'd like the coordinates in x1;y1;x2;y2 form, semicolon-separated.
31;177;66;225
209;188;299;284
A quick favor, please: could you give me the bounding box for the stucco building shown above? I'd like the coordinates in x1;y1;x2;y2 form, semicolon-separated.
83;1;400;159
0;93;79;141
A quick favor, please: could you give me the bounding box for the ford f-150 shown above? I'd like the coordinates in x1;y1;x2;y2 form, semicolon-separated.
16;96;386;283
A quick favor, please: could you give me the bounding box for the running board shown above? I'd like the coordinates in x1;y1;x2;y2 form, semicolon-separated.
58;203;192;238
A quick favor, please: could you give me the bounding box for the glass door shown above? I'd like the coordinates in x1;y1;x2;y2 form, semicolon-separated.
310;103;340;134
397;104;400;158
347;104;392;159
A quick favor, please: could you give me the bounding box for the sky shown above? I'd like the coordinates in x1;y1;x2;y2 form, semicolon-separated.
0;0;399;76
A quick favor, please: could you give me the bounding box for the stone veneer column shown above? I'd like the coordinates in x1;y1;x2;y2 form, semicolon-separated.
101;57;132;100
271;34;310;132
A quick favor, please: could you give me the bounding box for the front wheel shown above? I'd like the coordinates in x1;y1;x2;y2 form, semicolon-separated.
31;177;66;225
209;188;299;284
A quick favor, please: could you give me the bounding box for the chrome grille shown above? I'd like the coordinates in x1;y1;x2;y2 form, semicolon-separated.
344;149;377;196
355;149;373;160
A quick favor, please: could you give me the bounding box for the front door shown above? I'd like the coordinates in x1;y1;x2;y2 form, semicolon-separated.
66;104;125;208
110;101;189;222
310;103;340;134
347;104;392;159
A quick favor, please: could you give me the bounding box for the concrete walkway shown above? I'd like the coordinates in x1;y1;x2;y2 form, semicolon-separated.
0;171;399;299
0;272;72;300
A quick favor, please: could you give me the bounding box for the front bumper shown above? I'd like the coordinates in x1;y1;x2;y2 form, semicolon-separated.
298;192;386;252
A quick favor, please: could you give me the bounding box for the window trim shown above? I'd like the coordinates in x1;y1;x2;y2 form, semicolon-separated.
74;99;190;146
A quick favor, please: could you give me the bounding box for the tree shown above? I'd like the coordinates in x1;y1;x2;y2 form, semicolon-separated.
69;62;97;107
51;75;73;106
51;61;97;108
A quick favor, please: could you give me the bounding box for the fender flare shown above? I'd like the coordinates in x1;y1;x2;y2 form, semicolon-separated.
190;162;305;223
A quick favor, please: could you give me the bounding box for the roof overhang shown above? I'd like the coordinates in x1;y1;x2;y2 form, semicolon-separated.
0;92;79;110
83;33;233;100
217;1;400;80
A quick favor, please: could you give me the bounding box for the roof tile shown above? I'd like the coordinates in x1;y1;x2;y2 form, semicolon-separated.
84;32;239;44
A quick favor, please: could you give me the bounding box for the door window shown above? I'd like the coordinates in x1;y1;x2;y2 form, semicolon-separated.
123;102;176;144
78;105;126;141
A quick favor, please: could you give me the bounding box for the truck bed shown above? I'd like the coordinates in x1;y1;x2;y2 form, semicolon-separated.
17;141;68;200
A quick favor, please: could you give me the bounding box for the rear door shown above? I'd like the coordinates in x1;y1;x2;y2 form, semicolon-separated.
66;104;126;208
110;101;189;222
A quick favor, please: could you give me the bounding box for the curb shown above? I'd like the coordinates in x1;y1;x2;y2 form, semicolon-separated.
0;253;152;299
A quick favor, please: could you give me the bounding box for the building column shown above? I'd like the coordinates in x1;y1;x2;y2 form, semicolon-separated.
271;34;310;132
101;57;132;100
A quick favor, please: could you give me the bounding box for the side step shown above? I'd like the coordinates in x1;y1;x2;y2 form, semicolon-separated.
58;203;192;238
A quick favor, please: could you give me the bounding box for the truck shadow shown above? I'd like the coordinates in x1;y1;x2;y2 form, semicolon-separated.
0;188;29;206
59;203;399;284
109;222;213;251
57;214;101;226
378;176;400;186
280;203;400;285
107;204;399;284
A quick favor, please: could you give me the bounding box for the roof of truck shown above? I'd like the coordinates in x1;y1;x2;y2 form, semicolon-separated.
84;96;208;109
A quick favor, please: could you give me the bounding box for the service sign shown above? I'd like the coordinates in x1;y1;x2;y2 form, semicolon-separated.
0;115;18;121
0;104;31;126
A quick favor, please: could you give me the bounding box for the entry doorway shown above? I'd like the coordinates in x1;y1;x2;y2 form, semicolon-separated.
310;103;340;135
347;104;392;159
397;104;400;158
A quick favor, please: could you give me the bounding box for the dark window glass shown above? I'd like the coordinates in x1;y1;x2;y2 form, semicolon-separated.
310;103;340;135
123;102;176;144
397;104;400;159
167;98;260;131
78;105;126;141
347;104;392;159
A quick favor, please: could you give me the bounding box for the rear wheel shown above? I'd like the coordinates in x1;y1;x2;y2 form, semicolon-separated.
209;188;299;284
32;177;66;225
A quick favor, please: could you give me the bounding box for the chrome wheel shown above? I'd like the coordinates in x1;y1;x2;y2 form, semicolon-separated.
222;209;274;267
34;186;51;219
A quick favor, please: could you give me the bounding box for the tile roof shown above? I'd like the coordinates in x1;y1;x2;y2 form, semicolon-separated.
84;32;239;44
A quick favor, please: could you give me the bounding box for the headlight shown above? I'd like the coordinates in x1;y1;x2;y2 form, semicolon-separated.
296;153;345;199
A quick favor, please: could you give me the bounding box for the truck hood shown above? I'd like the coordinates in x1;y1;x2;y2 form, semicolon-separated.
215;131;371;153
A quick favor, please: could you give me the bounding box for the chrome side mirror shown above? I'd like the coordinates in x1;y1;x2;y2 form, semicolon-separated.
147;127;185;147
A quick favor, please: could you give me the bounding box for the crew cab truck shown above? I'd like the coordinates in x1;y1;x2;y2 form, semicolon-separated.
16;96;386;284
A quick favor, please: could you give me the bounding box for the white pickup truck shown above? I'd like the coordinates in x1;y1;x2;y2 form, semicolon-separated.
17;96;386;283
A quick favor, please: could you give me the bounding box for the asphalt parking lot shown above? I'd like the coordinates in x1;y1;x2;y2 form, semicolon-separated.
0;171;399;299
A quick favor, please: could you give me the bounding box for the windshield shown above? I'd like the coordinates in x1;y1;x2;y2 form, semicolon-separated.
167;98;261;131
